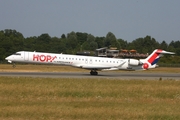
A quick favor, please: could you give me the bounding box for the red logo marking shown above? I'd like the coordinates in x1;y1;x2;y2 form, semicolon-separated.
143;63;149;69
33;54;57;62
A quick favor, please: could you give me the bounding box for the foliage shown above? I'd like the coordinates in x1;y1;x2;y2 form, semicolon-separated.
0;29;180;64
105;32;120;49
82;34;98;51
127;36;160;53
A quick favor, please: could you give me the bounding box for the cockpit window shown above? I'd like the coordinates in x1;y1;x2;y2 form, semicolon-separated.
13;53;21;55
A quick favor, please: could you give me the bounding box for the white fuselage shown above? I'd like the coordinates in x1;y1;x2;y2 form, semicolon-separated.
5;51;146;71
5;49;175;75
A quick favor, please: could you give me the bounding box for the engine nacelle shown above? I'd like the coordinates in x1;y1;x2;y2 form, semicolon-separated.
128;59;141;66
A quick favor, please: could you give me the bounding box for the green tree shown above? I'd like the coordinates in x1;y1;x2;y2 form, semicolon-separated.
0;29;24;56
168;40;180;55
24;36;37;51
82;34;98;51
49;37;66;53
66;31;78;53
129;36;159;53
117;39;128;49
105;32;120;49
95;37;105;48
61;34;66;39
34;33;51;52
76;32;88;45
160;41;168;50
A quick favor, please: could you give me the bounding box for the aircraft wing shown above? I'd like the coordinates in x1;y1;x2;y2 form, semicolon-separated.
73;64;112;70
72;60;127;70
81;65;112;70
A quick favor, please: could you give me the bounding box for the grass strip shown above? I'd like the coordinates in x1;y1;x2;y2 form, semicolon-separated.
0;76;180;119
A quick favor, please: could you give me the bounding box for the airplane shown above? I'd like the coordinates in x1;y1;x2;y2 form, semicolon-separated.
5;49;175;75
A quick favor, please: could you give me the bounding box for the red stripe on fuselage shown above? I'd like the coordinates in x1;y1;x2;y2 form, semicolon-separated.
148;49;162;63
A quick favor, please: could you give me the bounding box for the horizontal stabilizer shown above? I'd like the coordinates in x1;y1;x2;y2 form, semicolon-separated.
157;50;175;54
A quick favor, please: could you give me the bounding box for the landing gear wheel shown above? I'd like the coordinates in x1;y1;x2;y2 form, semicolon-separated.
90;70;98;75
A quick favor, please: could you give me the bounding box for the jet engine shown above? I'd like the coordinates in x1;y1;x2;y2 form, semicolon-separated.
128;59;142;66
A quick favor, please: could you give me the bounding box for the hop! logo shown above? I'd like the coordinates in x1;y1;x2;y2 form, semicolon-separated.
33;54;57;62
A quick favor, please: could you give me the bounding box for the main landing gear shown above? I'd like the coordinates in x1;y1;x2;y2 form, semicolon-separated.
90;69;98;75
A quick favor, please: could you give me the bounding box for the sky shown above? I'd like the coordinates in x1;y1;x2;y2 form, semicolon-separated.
0;0;180;43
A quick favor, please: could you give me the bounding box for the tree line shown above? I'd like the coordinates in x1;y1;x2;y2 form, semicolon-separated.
0;29;180;64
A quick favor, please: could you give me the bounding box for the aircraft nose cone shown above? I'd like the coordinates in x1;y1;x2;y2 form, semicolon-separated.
5;56;9;60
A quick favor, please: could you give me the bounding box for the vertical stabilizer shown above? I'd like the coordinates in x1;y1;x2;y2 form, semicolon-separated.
142;49;175;69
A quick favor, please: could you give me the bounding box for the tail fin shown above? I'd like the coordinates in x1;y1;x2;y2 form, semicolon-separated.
146;49;162;65
142;49;175;69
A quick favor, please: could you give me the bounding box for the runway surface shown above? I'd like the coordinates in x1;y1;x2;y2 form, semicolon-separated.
0;71;179;80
